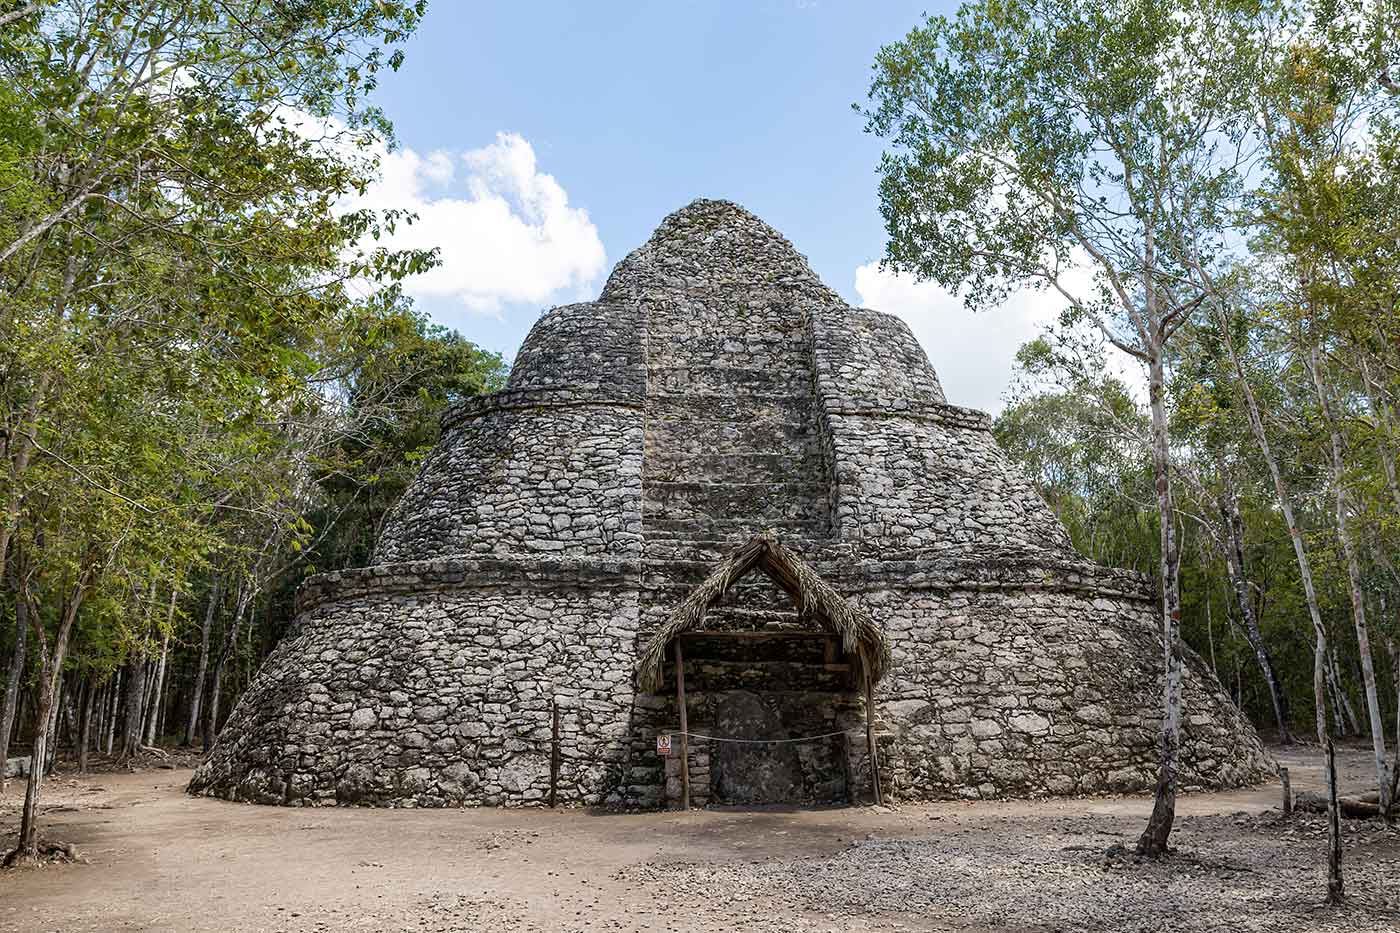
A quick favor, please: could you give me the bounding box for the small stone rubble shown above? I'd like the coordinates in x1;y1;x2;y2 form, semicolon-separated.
189;199;1272;808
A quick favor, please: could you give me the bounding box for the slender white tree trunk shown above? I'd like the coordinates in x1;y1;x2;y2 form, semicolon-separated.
1217;313;1341;901
5;588;84;867
1219;493;1293;742
144;587;175;746
1308;345;1391;815
104;668;121;755
1136;346;1184;857
185;576;220;746
145;630;170;747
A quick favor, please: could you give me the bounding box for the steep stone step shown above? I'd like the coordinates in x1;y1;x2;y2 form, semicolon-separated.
644;393;819;424
642;537;840;563
646;347;811;375
644;417;821;455
646;365;812;396
642;480;830;525
641;515;831;541
642;450;827;484
645;308;809;340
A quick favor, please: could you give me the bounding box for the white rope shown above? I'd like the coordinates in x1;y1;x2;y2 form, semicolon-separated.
678;728;857;745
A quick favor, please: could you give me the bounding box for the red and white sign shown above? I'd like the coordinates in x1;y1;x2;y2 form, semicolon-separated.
656;735;672;756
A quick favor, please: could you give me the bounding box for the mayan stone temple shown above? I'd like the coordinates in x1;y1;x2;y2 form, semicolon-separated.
190;199;1271;809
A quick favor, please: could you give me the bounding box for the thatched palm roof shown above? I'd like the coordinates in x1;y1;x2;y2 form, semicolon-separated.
636;533;889;693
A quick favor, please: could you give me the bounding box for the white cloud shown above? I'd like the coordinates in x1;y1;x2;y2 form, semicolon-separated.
356;132;606;315
852;263;1064;413
853;262;1151;414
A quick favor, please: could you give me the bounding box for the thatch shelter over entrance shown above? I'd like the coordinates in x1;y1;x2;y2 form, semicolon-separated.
638;533;890;807
637;533;889;692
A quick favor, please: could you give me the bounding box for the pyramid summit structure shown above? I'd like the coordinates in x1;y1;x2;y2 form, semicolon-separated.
190;199;1271;808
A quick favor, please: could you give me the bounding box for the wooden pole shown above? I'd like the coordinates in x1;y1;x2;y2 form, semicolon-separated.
674;639;690;811
1280;766;1292;816
548;698;560;809
864;668;882;806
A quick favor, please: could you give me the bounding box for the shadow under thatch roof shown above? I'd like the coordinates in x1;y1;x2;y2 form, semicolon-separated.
636;532;889;693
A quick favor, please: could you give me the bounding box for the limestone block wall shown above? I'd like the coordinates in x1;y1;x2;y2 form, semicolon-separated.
191;198;1274;811
507;302;645;393
375;398;644;563
189;569;644;807
811;306;1076;562
811;306;946;410
601;200;842;307
822;409;1077;560
862;582;1272;798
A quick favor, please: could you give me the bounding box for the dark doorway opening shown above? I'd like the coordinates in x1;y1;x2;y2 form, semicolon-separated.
677;632;862;806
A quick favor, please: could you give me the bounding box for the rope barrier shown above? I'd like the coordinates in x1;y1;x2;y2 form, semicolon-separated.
677;728;858;745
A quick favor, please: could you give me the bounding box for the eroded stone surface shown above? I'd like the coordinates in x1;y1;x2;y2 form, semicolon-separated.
190;199;1272;808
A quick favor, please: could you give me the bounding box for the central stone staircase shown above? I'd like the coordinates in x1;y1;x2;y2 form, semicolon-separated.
640;301;833;555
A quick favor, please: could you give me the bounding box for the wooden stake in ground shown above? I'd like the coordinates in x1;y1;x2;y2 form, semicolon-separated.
548;698;559;809
1326;740;1344;903
865;670;882;806
674;639;690;811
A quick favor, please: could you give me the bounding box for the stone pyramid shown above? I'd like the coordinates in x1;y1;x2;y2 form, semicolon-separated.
190;199;1271;808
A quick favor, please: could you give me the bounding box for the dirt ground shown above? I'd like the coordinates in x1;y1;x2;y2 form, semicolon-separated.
1;745;1397;933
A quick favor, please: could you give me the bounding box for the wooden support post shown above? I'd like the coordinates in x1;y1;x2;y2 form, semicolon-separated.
1280;766;1292;816
548;698;560;809
675;639;690;811
864;669;882;806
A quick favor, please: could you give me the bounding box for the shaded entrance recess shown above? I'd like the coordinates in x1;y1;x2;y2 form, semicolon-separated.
637;534;889;808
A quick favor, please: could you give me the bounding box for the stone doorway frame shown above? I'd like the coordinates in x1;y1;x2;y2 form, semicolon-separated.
636;532;890;807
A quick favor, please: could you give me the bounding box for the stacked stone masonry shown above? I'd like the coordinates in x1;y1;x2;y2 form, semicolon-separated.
191;199;1272;808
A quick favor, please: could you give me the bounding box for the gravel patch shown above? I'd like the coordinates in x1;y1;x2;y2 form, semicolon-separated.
625;812;1400;932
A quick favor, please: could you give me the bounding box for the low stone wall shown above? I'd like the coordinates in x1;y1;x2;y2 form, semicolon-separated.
193;555;1271;809
869;586;1270;798
189;582;643;807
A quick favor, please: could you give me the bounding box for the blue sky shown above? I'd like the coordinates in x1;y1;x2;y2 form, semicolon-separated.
363;1;1065;412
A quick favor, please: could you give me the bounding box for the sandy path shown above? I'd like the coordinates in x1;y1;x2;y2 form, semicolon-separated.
0;745;1395;932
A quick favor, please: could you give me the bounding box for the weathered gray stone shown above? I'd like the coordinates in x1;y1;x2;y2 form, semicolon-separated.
189;199;1272;810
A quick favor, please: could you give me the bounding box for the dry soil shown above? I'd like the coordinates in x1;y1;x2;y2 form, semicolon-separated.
1;745;1397;932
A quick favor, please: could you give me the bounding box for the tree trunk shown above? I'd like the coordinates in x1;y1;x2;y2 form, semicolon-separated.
77;678;93;774
1205;593;1218;677
1219;492;1293;742
105;667;121;754
203;584;249;753
117;656;147;764
145;622;171;747
1328;648;1361;736
1136;347;1183;858
5;589;84;867
0;597;29;792
185;576;220;746
1308;345;1392;816
44;671;62;775
1389;637;1400;820
57;679;78;768
1215;311;1341;900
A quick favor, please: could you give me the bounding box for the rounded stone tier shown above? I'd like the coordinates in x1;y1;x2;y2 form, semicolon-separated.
190;199;1273;808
